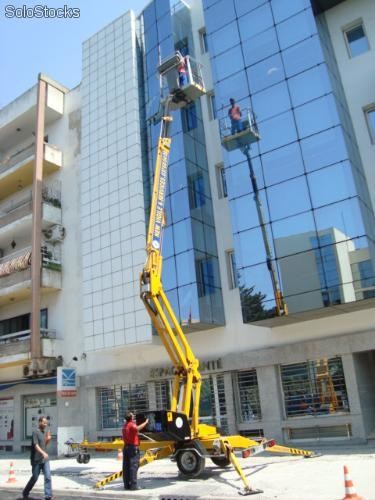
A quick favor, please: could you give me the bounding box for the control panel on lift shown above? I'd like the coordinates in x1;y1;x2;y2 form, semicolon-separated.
136;410;191;442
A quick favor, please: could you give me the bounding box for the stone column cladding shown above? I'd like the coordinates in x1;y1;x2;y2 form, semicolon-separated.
341;353;366;440
257;365;284;442
223;371;237;435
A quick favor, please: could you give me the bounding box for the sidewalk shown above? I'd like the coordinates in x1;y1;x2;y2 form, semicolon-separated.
1;444;374;499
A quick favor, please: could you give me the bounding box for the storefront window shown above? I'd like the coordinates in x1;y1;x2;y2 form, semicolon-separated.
97;384;148;430
234;370;261;423
280;357;350;418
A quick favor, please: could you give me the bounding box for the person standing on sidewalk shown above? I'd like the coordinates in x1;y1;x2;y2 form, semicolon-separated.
122;412;149;491
22;415;54;500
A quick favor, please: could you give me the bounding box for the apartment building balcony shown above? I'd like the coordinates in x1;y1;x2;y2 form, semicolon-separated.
0;142;63;200
0;190;62;248
0;247;62;306
0;328;62;369
0;76;67;152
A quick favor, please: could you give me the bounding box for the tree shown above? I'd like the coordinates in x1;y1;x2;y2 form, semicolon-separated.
239;284;275;322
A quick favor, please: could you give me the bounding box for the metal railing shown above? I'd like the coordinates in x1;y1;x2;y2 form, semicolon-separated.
219;107;259;140
0;328;57;343
0;142;62;175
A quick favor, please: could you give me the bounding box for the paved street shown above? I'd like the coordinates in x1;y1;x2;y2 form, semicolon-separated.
0;444;374;499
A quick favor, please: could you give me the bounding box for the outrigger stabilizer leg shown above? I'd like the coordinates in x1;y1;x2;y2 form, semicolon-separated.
223;443;263;496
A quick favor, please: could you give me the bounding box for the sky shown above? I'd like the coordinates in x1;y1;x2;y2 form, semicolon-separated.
0;0;150;108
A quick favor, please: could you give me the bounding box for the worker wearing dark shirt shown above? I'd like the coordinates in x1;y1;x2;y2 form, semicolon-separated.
23;415;53;500
122;412;149;490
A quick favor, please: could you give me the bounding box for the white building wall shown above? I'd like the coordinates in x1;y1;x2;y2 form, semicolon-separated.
80;11;151;356
324;0;375;210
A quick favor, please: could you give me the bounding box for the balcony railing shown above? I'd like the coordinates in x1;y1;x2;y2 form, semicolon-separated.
0;328;56;344
0;142;62;176
0;246;62;280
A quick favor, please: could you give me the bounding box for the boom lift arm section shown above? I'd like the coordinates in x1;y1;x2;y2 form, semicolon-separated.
140;97;202;436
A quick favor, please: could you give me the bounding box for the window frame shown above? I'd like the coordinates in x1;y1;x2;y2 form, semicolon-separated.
207;91;217;121
343;20;370;58
198;27;208;54
225;249;238;289
364;104;375;144
215;162;227;199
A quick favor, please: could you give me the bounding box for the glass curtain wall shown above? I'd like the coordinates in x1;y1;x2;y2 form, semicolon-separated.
203;0;375;321
140;0;224;327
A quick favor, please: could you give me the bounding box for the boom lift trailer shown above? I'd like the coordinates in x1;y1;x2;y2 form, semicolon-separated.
70;53;317;495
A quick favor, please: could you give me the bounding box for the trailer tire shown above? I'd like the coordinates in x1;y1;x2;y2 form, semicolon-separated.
177;448;205;478
210;456;231;467
77;454;83;464
83;454;90;464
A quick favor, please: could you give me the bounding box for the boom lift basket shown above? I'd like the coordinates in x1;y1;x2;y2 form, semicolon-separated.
158;52;206;110
220;108;260;151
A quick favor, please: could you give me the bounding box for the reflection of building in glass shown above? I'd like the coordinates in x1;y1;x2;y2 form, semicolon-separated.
275;227;374;313
2;0;375;454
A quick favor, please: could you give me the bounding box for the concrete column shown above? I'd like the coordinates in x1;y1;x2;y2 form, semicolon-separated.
223;372;237;435
31;75;46;359
85;387;98;441
341;353;366;440
257;365;284;442
13;394;22;453
147;381;157;410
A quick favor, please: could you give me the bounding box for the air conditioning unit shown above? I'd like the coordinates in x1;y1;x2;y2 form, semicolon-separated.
43;224;66;242
23;357;62;378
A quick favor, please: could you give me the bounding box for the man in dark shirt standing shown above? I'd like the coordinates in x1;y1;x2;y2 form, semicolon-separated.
22;415;53;500
122;412;148;491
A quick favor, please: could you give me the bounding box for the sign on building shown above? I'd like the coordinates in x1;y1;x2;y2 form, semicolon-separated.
0;397;14;440
57;367;77;397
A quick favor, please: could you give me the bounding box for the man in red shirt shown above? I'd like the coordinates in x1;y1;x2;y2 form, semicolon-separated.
228;97;242;135
122;412;148;490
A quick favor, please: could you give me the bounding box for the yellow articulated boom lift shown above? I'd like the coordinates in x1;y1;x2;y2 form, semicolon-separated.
70;54;317;495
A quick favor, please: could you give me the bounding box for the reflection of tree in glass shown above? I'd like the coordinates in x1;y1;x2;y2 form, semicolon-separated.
239;284;275;322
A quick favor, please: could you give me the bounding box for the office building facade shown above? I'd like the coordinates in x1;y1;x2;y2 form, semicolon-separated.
1;0;375;454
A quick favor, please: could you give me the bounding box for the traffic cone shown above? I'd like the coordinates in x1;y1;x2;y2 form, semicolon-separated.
117;448;123;461
343;465;363;499
6;462;17;483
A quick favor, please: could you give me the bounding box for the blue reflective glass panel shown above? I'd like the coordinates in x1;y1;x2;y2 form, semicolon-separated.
143;2;156;32
157;14;173;43
215;71;249;105
238;3;273;41
170;189;190;223
252;82;291;122
209;21;240;57
213;46;245;81
173;219;193;254
238;263;275;305
308;161;356;208
163;256;177;290
295;95;340;138
267;176;311;220
176;250;195;286
205;0;236;34
243;28;279;67
144;25;158;53
230;191;270;232
169;160;188;194
276;8;317;50
273;211;317;258
234;0;267;17
163;225;175;259
178;284;199;322
270;0;310;23
247;54;286;94
155;0;170;20
282;36;324;78
288;64;332;107
262;141;304;186
235;226;274;268
301;127;348;172
226;157;264;198
258;111;297;153
314;198;365;241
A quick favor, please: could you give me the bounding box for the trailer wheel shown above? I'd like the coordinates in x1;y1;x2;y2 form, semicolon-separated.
77;454;83;464
177;449;205;478
83;454;90;464
210;456;231;467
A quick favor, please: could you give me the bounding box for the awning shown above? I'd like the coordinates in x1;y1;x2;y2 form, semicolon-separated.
0;376;56;392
